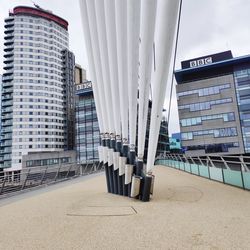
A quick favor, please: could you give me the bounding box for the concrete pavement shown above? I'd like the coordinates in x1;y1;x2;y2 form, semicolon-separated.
0;166;250;249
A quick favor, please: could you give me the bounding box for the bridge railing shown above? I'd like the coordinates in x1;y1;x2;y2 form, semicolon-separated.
155;154;250;190
0;162;104;197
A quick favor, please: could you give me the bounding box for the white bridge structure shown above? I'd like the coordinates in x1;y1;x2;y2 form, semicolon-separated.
79;0;181;201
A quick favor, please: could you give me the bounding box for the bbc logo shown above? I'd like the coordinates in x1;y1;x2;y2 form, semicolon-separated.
190;57;212;68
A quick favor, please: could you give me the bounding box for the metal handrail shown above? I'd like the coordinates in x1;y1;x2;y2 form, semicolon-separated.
156;153;250;172
156;153;250;190
0;162;104;197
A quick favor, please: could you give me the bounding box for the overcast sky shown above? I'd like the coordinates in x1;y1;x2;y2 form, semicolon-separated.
1;0;250;135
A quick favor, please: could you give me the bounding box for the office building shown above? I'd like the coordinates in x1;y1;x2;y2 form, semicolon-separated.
75;81;100;163
157;118;169;155
174;50;250;156
144;112;169;158
1;5;71;171
22;150;76;169
75;80;169;163
75;64;86;85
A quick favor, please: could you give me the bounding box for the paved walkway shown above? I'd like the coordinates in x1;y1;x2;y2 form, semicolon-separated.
0;166;250;250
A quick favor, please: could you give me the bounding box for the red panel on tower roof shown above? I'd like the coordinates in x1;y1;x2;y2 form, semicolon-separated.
13;6;68;30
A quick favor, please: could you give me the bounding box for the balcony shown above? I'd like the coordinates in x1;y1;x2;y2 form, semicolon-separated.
2;126;13;132
4;27;14;34
1;140;12;147
2;83;13;89
2;94;13;101
2;107;13;114
2;88;13;94
2;140;12;147
3;64;13;70
1;134;12;140
4;17;14;23
4;33;14;40
3;148;12;154
3;69;14;75
3;57;14;64
3;155;12;162
4;39;14;46
4;51;14;58
4;22;14;29
2;101;13;107
2;76;13;83
2;114;12;120
4;44;14;52
2;120;13;126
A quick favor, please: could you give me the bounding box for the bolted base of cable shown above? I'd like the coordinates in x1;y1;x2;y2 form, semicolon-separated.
102;158;155;202
101;140;154;202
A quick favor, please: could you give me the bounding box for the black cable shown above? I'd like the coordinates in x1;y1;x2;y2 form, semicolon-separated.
167;0;183;124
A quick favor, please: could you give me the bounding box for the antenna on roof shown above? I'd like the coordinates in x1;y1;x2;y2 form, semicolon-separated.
31;1;41;9
30;1;53;13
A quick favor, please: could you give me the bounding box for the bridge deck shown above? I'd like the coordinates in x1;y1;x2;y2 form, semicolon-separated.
0;166;250;249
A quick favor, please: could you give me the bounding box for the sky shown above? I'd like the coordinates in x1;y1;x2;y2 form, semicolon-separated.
1;0;250;135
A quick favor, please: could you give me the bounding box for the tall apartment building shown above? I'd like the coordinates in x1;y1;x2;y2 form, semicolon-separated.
1;5;72;172
0;75;2;138
174;50;250;156
62;49;75;150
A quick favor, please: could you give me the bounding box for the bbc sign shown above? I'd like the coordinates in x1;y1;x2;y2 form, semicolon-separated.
189;57;212;68
76;81;92;90
181;51;233;69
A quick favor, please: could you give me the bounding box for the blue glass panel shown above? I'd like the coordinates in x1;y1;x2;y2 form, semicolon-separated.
199;165;209;178
243;172;250;190
210;167;223;182
174;161;180;169
180;162;185;170
223;169;243;188
184;162;191;172
190;164;199;175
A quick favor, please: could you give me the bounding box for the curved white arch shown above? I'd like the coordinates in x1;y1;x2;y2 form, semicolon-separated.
146;0;181;172
78;0;104;133
115;0;129;143
127;0;141;150
137;0;157;159
104;0;122;138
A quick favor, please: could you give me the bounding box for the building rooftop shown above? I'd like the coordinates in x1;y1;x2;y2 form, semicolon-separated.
11;6;68;30
175;51;250;83
0;166;250;249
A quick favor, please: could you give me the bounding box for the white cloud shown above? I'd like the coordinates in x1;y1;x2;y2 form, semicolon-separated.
1;0;250;135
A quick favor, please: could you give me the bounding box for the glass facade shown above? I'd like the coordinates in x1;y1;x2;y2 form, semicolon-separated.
234;68;250;153
76;86;100;163
186;142;239;153
175;51;250;155
177;83;230;99
180;113;235;127
26;157;70;167
179;98;232;112
182;127;238;141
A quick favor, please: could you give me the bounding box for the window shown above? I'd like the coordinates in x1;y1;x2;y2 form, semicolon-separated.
186;142;239;153
177;84;230;99
181;127;237;141
179;98;232;112
180;113;235;127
